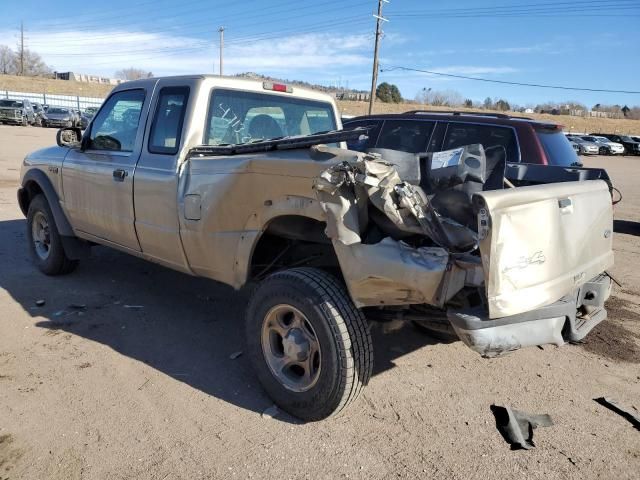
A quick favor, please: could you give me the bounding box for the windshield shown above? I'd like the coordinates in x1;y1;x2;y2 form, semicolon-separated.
582;136;598;142
537;130;582;166
48;108;69;114
620;136;635;142
204;89;337;145
0;100;23;108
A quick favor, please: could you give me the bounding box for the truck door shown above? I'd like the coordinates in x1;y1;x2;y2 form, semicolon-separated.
62;88;150;251
133;84;191;271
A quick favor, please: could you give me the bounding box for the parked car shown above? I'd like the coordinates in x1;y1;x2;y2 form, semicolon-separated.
31;102;46;127
0;98;36;126
581;135;625;155
566;135;600;155
343;110;583;166
18;76;614;421
42;107;75;128
591;133;640;155
83;106;99;118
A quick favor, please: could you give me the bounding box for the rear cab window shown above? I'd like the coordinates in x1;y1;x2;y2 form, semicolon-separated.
204;89;337;145
536;129;581;166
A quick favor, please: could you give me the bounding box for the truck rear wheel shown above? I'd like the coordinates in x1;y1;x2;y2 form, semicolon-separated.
26;194;78;275
245;267;373;421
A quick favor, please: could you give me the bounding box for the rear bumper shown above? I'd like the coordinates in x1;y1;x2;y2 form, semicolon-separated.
448;273;612;357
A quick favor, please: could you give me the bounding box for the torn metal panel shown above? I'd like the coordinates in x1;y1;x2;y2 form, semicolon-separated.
312;146;475;308
333;238;450;307
473;180;614;319
491;405;553;450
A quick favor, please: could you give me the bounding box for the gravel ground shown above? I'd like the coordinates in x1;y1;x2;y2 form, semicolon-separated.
0;125;638;480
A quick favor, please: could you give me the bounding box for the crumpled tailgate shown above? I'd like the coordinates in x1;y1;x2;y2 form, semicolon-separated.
474;180;613;319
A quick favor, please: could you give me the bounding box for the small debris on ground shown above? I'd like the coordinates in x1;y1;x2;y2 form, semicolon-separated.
35;299;45;307
491;404;553;449
262;405;280;419
68;304;86;310
594;397;640;430
123;305;144;309
229;351;243;360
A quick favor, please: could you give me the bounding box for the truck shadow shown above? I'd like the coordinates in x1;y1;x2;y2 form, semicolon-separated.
614;219;640;237
0;218;446;424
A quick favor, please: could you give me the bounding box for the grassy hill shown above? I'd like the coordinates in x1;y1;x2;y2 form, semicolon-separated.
338;101;640;135
0;74;113;97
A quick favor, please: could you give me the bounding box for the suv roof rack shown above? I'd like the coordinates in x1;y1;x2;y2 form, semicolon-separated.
402;110;533;120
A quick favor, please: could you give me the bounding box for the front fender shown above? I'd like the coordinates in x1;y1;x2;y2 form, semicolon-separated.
19;168;74;237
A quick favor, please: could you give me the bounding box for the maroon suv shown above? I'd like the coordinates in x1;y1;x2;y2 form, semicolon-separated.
344;110;581;166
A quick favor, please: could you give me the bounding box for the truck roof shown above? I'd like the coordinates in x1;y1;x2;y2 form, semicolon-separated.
111;74;335;105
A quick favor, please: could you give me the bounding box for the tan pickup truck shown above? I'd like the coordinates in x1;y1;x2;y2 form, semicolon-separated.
18;75;614;421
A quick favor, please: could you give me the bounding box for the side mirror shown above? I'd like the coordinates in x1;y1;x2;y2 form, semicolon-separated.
56;127;83;149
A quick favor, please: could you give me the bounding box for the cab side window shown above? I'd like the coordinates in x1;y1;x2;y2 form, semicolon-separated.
89;89;145;152
149;87;189;155
443;123;518;162
376;120;434;153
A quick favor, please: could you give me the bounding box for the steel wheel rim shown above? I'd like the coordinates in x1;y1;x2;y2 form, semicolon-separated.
261;304;322;392
32;211;51;260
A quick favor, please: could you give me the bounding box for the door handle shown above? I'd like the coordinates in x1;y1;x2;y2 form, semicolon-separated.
113;169;128;181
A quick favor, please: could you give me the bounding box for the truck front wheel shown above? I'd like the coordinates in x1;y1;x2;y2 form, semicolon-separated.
245;268;373;421
26;194;78;275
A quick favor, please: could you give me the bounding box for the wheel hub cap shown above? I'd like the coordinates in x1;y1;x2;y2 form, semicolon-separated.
261;304;321;392
32;211;51;260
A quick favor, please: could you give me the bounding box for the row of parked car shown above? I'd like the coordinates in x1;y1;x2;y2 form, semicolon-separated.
0;98;98;129
566;133;640;156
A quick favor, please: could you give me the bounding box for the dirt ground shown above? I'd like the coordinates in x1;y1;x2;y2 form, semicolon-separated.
0;125;638;480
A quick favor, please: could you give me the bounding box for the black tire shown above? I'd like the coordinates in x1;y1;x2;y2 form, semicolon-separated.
26;194;78;275
245;267;373;421
21;115;28;127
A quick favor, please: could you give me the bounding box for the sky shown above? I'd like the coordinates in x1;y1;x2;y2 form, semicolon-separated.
1;0;639;107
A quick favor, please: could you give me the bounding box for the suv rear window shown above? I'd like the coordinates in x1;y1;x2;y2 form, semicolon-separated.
536;130;580;166
443;123;518;163
377;120;434;153
205;89;336;145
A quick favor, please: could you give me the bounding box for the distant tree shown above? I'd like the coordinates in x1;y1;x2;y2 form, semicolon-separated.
494;99;511;111
621;105;630;117
416;88;463;107
483;97;493;109
376;82;402;103
0;44;50;76
16;48;51;76
0;45;14;74
115;68;154;80
464;99;473;108
593;103;601;111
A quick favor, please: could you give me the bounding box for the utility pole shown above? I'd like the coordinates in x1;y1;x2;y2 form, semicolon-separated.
368;0;388;115
19;21;25;76
218;26;224;77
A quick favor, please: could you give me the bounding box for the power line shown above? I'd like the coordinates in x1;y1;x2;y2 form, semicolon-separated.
387;0;640;16
381;65;640;94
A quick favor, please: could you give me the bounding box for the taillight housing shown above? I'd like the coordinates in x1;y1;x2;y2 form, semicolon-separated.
263;81;292;93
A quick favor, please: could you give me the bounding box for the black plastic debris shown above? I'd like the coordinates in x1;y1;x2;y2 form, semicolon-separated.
491;404;553;450
594;397;640;430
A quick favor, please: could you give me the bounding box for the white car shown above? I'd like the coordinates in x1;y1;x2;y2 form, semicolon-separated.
582;135;625;155
567;136;599;155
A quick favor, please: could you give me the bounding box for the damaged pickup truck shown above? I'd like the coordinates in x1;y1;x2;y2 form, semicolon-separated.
18;75;614;421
